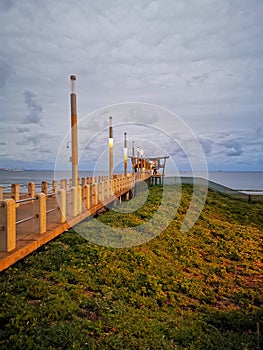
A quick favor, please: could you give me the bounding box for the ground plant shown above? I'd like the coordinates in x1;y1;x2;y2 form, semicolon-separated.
0;184;262;349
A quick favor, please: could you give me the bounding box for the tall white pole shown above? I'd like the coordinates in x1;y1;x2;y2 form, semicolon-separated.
132;141;135;175
137;147;140;173
109;116;113;179
124;132;127;176
70;75;78;187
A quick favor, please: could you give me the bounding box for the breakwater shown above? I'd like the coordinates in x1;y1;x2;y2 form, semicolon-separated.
172;176;263;202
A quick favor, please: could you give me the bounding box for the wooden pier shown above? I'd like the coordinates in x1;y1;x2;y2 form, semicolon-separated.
0;173;151;272
0;75;170;272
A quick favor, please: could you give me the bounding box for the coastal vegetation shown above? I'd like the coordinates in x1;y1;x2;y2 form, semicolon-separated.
0;184;262;349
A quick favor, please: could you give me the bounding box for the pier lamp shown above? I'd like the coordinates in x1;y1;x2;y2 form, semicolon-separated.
109;116;113;179
124;132;128;176
137;147;140;173
140;149;144;173
70;74;79;187
132;141;135;174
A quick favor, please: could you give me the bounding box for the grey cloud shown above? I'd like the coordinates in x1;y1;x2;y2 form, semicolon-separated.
16;132;57;147
0;0;16;12
0;60;13;89
16;135;42;147
256;127;263;137
219;139;244;157
199;139;213;155
30;148;52;154
0;142;6;145
22;90;43;126
225;149;243;157
10;126;30;133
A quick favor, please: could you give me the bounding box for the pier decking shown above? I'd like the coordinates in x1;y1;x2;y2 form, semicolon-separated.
0;173;151;272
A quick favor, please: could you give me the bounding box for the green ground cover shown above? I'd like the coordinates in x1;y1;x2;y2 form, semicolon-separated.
0;185;262;349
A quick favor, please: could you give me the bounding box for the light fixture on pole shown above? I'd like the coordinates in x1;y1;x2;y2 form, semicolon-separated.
132;141;135;175
109;116;113;179
70;74;78;187
137;147;140;172
140;149;144;173
124;132;128;176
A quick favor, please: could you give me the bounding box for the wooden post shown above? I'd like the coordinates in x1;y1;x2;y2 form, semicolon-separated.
0;199;16;251
70;186;78;217
11;184;19;202
41;181;49;195
0;186;3;200
100;182;105;202
57;189;66;223
92;183;98;206
83;184;91;210
28;182;35;197
113;179;118;194
52;180;58;193
78;186;82;214
104;180;108;199
60;179;65;190
34;193;46;234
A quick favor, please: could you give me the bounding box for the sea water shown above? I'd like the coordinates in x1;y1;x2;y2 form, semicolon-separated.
0;170;262;192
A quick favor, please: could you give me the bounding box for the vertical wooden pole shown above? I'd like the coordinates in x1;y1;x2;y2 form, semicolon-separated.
34;193;46;234
41;181;48;195
52;180;57;193
11;184;19;202
78;186;83;214
57;189;66;223
0;199;16;251
28;182;35;197
70;75;79;188
132;141;135;175
124;132;127;177
109;116;113;179
70;186;78;217
137;147;140;173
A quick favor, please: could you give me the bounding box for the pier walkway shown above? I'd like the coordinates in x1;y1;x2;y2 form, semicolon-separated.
0;173;151;272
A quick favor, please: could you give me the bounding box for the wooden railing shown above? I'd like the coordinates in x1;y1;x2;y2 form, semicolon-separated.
0;172;151;252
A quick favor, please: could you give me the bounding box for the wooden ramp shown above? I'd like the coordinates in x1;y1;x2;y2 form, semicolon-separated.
0;174;151;272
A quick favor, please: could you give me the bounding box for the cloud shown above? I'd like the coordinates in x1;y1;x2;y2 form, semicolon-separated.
0;60;13;89
0;142;7;145
22;90;43;126
9;126;30;133
199;138;213;155
256;127;263;137
0;0;17;12
220;139;244;157
16;135;40;146
0;0;263;170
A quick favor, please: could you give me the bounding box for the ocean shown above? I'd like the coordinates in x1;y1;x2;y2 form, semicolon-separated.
0;170;262;193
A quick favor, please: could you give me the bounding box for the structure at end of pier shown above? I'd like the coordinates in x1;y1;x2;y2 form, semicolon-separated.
130;155;169;185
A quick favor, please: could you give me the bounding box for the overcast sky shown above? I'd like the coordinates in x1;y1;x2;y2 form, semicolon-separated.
0;0;262;172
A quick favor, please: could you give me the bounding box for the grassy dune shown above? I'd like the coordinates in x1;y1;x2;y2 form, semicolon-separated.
0;185;262;349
